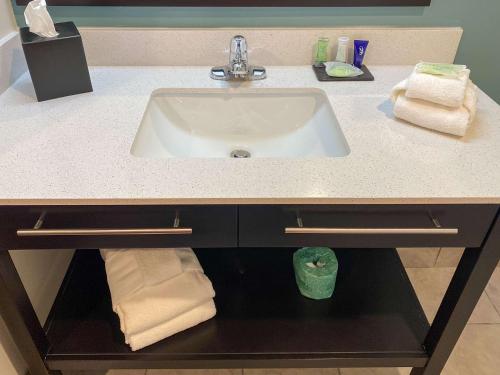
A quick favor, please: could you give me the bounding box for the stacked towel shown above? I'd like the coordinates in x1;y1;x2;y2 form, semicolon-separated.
391;64;478;137
100;248;216;351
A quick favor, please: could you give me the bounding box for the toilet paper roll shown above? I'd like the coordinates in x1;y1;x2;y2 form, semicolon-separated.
293;247;338;300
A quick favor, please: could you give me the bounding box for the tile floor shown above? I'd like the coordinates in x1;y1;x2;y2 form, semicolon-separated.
106;266;500;375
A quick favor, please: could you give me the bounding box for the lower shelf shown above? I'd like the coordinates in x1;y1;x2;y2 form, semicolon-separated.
45;248;429;370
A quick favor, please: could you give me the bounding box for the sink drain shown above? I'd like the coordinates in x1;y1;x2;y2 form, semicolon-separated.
230;149;251;158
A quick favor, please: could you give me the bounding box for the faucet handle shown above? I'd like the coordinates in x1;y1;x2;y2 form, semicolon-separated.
229;35;248;73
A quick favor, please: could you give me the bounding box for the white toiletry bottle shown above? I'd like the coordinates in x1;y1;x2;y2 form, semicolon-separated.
335;36;350;63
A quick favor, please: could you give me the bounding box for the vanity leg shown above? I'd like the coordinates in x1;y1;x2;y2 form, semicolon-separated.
0;250;54;375
410;210;500;375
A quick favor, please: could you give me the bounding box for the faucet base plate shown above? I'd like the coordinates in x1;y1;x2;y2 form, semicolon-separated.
210;65;267;81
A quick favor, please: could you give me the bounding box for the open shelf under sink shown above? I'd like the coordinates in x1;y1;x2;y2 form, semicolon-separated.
44;248;430;370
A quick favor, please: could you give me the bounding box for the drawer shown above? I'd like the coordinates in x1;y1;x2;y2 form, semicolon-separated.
0;205;238;250
239;205;499;248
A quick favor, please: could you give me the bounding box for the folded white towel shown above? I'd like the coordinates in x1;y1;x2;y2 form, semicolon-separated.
125;300;216;351
391;79;477;137
405;66;471;108
175;247;203;273
101;248;202;310
116;270;215;335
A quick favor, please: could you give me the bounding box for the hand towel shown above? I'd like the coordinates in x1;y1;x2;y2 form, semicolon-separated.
125;300;216;351
391;79;477;137
404;66;471;108
116;270;215;335
100;248;201;310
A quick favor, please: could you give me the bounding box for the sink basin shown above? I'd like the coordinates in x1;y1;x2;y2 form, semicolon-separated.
131;88;350;158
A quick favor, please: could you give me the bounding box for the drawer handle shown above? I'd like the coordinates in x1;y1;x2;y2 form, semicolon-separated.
17;211;193;237
285;213;458;235
285;227;458;235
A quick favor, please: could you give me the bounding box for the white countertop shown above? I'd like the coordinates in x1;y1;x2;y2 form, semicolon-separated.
0;65;499;205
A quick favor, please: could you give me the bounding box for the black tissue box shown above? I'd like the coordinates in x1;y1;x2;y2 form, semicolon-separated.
20;21;93;102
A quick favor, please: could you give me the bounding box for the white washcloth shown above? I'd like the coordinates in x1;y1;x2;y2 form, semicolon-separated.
405;66;471;108
101;248;203;310
125;300;216;351
116;270;215;335
391;79;478;137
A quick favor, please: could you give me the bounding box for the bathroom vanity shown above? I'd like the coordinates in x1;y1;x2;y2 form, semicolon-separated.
0;66;499;375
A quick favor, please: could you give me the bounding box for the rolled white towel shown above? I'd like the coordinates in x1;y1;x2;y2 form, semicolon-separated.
125;300;216;351
405;65;471;108
391;79;477;137
101;248;202;311
116;270;215;335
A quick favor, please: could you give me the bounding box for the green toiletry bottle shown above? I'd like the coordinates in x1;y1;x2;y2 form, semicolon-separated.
314;37;329;67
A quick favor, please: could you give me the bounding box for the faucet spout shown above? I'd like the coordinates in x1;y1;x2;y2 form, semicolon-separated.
210;35;266;81
229;35;249;76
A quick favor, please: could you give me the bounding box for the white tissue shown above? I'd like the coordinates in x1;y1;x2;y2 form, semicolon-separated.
24;0;59;38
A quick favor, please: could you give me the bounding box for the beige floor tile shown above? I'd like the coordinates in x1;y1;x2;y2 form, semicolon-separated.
148;370;241;375
340;368;410;375
108;371;146;375
442;324;500;375
435;248;464;267
397;248;439;268
486;267;500;315
244;369;339;375
406;267;500;323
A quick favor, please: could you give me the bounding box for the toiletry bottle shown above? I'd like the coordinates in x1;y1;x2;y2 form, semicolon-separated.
335;36;350;64
314;37;329;66
353;40;369;68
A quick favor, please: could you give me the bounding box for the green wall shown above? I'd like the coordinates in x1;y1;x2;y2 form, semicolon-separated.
12;0;500;102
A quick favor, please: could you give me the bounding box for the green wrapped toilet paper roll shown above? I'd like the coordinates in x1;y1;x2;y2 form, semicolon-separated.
293;247;338;300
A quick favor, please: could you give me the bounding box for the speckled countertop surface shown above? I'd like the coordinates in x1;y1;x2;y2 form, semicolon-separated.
0;65;499;205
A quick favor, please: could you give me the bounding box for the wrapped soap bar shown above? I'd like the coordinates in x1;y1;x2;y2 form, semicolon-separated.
324;61;363;78
293;247;338;300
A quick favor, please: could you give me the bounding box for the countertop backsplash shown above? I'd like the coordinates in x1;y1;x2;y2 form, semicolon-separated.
80;27;462;67
1;26;462;94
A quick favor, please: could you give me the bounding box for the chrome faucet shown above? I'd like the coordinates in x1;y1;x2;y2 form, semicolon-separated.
210;35;266;81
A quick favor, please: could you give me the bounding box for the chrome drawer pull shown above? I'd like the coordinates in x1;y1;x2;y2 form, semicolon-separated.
285;227;458;235
285;212;458;235
17;228;193;236
17;211;192;237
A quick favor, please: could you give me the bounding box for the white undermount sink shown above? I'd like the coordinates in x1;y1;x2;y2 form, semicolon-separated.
131;88;350;158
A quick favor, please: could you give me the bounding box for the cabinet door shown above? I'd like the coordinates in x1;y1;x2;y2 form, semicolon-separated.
239;205;498;248
0;205;238;250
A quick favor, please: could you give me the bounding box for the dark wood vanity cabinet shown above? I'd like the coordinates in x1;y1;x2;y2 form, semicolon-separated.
0;205;238;249
0;203;499;375
239;205;498;247
2;204;496;250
